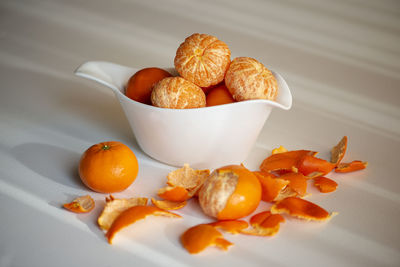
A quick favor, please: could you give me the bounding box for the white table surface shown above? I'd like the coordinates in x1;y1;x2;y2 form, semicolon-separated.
1;0;399;266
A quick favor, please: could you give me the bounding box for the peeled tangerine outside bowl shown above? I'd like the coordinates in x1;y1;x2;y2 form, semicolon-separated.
74;61;292;169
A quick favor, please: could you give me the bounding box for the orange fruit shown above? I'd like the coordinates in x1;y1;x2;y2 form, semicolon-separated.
151;77;206;109
174;33;231;88
206;84;235;107
225;57;278;101
198;164;262;220
79;141;139;193
125;67;171;104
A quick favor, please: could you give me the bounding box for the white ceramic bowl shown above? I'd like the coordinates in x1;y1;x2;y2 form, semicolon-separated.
74;61;292;169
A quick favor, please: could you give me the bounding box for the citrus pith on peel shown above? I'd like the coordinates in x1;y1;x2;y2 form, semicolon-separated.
79;141;139;193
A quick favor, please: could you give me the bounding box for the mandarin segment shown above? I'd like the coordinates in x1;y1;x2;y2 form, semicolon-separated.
151;77;206;109
271;197;333;221
225;57;278;101
105;206;181;244
181;224;233;254
174;33;231;88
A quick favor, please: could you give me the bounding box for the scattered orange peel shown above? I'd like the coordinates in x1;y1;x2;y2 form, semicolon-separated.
241;211;285;236
314;177;338;193
335;161;368;173
331;136;348;165
297;154;335;178
167;163;210;195
157;186;190;202
63;195;95;213
271;145;288;155
260;150;317;174
98;195;148;230
181;224;233;254
271;197;334;221
280;172;308;197
208;220;249;234
253;171;289;202
151;198;187;210
106;205;181;244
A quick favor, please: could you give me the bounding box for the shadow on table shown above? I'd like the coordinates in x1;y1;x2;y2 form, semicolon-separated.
11;142;83;190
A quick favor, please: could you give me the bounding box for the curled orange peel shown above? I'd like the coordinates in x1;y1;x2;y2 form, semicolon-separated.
151;198;187;210
253;171;289;202
181;224;233;254
260;150;317;174
167;163;210;191
331;136;348;165
157;186;190;202
297;155;335;178
63;195;95;213
241;211;285;236
335;161;368;173
208;220;249;234
314;177;338;193
280;172;308;197
106;205;181;244
98;195;148;231
271;197;334;222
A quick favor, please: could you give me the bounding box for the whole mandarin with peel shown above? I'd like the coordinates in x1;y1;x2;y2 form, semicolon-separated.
78;141;139;193
151;77;206;109
174;33;231;88
225;57;278;101
198;164;262;220
206;84;235;107
125;67;171;104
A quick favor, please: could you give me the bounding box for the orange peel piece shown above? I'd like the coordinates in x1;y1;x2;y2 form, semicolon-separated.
260;150;317;173
280;172;308;197
167;164;210;197
63;195;95;213
271;145;288;155
314;177;338;193
157;186;190;202
181;224;233;254
98;195;148;230
151;198;187;210
271;197;333;221
331;136;348;165
208;220;249;234
241;211;285;236
297;154;335;178
106;205;181;244
253;171;289;202
335;161;368;173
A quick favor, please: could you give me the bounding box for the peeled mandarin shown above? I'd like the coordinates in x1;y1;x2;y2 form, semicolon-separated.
198;165;262;220
174;33;231;88
151;77;206;109
125;68;172;104
225;57;278;101
206;84;235;107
